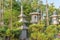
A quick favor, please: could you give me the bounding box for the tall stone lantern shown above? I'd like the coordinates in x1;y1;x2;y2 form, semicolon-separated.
18;6;28;40
50;11;59;25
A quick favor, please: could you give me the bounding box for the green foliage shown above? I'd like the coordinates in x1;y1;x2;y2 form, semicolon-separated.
0;26;21;40
28;24;59;40
28;21;46;40
57;25;60;30
0;0;60;40
54;38;60;40
45;25;58;34
48;3;56;16
29;32;47;40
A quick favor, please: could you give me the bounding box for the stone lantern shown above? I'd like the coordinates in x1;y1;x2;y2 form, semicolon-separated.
18;6;28;40
30;12;40;24
50;11;59;25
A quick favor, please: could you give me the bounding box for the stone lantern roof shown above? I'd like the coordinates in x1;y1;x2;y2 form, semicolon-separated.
18;18;27;23
18;13;26;17
50;11;58;17
30;12;40;15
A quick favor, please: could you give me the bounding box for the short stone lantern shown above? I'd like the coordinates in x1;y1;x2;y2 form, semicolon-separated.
30;12;41;24
50;11;59;25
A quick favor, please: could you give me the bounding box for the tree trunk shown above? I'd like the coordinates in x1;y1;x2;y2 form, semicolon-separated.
46;0;49;26
41;10;42;21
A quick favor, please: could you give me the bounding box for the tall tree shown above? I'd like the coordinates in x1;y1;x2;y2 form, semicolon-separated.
46;0;49;26
31;0;38;11
49;3;55;16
